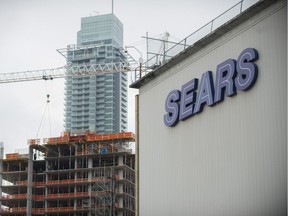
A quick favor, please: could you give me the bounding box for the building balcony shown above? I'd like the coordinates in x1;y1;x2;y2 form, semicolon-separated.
71;118;89;126
96;105;105;109
96;94;105;99
70;54;96;62
71;86;89;90
45;192;90;200
71;101;89;106
71;112;89;117
45;206;89;213
97;83;105;88
71;109;89;113
72;96;89;100
1;194;28;200
72;79;90;85
1;207;27;214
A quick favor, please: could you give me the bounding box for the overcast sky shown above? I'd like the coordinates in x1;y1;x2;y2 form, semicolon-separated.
0;0;257;154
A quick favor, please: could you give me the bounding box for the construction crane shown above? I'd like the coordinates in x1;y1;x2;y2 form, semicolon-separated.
0;62;134;84
0;43;141;84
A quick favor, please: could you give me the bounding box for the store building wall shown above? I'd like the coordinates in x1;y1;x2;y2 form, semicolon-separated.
138;1;287;215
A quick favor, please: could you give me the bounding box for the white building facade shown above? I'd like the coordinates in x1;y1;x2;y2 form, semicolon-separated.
131;0;287;215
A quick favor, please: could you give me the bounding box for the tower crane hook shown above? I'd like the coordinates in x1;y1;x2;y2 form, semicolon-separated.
46;94;50;103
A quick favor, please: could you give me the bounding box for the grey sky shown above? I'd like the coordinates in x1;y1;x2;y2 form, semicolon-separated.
0;0;245;154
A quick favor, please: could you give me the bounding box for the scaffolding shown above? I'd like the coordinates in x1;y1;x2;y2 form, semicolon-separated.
91;167;114;216
0;131;135;216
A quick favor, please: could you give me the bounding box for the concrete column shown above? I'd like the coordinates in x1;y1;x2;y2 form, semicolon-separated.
117;154;124;176
117;206;124;216
74;149;77;211
0;142;4;211
118;155;124;166
117;155;124;216
88;157;93;216
45;157;49;213
88;157;93;176
27;146;33;216
118;169;124;180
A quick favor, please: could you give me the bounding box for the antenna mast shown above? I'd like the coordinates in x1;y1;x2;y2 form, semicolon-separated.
112;0;114;14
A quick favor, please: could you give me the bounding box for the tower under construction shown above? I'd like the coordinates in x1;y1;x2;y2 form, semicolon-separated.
0;131;135;216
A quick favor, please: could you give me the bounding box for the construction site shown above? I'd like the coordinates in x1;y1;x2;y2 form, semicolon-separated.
0;131;135;216
1;0;281;215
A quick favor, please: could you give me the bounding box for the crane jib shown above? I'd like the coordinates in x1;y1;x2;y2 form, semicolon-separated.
0;62;132;84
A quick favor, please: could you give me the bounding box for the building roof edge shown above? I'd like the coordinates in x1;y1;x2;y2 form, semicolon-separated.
130;0;278;89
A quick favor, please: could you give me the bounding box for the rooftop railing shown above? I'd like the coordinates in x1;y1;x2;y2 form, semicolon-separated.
133;0;260;82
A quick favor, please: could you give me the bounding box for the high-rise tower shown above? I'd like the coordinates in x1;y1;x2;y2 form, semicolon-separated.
64;14;128;134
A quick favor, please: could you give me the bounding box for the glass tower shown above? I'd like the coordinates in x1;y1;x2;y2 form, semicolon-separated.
64;14;128;134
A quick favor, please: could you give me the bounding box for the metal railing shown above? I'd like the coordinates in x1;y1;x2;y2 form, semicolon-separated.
133;0;259;82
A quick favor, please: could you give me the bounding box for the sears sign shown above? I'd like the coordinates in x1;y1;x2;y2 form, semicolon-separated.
164;48;259;127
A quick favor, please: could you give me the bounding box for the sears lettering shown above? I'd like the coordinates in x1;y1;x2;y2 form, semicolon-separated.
164;90;181;126
179;78;198;120
164;48;259;127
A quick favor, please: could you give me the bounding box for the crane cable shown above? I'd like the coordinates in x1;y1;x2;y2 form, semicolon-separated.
36;81;53;138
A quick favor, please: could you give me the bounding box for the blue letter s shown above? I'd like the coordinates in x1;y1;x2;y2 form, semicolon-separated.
235;48;259;91
164;90;181;127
